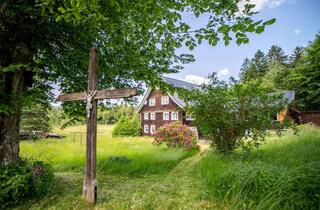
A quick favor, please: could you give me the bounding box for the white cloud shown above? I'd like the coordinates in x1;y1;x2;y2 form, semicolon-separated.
239;0;286;12
216;68;230;79
183;69;230;84
184;74;209;85
294;29;300;35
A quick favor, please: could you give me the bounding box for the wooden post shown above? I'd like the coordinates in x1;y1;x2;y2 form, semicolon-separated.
57;47;138;205
83;48;98;204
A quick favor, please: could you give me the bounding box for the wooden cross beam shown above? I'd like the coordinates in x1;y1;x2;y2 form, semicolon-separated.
58;48;138;204
58;88;138;102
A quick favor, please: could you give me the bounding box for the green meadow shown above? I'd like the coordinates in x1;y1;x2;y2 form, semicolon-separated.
17;124;320;210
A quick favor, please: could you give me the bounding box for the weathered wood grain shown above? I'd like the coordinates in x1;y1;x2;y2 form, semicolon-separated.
57;88;138;101
56;47;139;205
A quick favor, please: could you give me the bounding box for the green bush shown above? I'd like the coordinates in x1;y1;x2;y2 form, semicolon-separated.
98;105;136;124
200;125;320;209
112;115;141;136
184;74;294;153
0;159;54;208
153;122;199;150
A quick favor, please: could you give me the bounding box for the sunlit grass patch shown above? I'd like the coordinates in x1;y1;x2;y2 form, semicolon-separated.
20;124;197;176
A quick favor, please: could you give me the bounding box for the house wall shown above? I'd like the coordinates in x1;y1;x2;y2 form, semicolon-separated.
277;109;288;122
289;109;320;126
139;89;192;136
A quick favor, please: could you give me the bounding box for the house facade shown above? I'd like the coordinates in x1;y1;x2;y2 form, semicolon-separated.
270;91;295;122
137;77;198;136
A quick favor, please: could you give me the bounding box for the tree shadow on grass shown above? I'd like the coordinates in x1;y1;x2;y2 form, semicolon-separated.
97;149;198;176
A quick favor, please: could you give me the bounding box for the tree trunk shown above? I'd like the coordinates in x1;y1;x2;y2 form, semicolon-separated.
1;2;34;167
0;108;22;167
0;70;25;167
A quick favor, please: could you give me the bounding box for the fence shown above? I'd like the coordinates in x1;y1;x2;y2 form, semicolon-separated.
70;132;110;145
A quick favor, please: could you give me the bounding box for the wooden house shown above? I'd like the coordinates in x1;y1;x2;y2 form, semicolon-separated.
137;77;198;136
271;91;295;122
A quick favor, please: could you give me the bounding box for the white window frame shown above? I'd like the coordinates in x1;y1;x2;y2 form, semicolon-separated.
161;96;169;105
149;98;156;106
171;111;179;121
163;112;169;120
150;112;156;120
150;125;156;134
144;112;149;120
144;125;149;133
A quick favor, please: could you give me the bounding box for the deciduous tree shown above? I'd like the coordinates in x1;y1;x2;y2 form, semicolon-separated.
185;74;291;153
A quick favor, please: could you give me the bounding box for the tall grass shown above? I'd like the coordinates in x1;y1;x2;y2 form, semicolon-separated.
20;125;197;176
200;125;320;209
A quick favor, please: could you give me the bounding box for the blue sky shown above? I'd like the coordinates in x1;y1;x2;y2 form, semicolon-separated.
169;0;320;84
53;0;319;104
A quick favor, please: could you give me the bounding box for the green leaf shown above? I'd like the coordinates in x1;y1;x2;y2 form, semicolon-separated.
263;18;276;26
58;7;66;14
255;26;265;34
189;44;195;50
1;64;27;72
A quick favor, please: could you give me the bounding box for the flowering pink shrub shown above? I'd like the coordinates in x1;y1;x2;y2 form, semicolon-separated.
153;122;199;150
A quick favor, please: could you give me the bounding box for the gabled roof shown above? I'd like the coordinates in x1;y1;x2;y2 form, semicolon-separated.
136;76;199;112
161;76;199;90
269;91;295;102
282;91;295;102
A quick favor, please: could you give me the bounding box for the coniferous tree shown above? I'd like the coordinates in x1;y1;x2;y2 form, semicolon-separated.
251;50;269;76
289;46;304;68
267;45;288;64
240;50;268;83
239;57;251;81
262;62;289;91
289;34;320;111
20;105;51;138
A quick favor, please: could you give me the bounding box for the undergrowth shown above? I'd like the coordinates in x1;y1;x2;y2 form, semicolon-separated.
200;125;320;209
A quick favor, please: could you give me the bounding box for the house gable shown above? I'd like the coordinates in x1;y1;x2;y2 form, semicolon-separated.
137;77;199;113
139;88;183;113
137;88;184;113
137;77;199;136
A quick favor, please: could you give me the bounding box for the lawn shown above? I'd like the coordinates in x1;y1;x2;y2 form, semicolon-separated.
16;124;320;209
18;124;212;209
21;125;196;176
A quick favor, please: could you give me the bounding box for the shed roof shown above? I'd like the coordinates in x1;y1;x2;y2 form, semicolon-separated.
268;91;295;102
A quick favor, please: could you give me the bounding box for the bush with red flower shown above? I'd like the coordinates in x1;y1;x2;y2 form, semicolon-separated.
153;122;199;150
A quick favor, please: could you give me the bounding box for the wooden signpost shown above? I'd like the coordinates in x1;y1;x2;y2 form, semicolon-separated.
58;48;138;204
